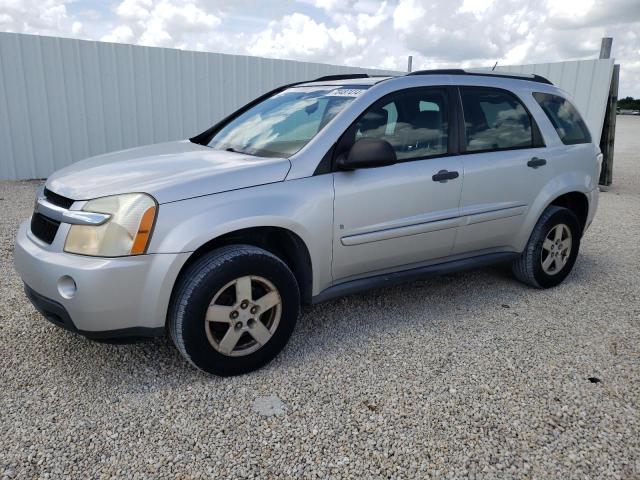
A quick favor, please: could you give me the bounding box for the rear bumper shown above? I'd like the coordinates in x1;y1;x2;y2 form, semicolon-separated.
585;187;599;232
14;221;190;334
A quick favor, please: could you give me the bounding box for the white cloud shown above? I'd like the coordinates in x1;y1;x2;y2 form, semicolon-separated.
392;0;425;31
387;0;640;97
546;0;596;20
312;0;340;9
71;21;83;35
103;0;221;48
247;13;361;62
101;24;135;43
0;0;638;97
341;2;389;33
0;0;76;36
116;0;153;21
459;0;494;15
392;0;525;63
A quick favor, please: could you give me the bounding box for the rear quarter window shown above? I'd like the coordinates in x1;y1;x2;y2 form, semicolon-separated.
533;92;592;145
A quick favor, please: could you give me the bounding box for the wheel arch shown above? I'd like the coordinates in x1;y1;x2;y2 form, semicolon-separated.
516;170;593;252
173;226;314;305
547;191;590;234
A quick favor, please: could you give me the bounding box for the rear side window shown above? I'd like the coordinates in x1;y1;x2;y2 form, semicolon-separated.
460;87;535;152
533;92;591;145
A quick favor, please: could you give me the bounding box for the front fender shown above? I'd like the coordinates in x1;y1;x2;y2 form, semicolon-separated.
148;176;335;295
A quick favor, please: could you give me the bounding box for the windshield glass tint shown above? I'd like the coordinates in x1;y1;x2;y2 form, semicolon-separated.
208;86;367;158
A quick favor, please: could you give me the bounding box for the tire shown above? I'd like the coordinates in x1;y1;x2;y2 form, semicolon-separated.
168;245;300;376
512;205;582;289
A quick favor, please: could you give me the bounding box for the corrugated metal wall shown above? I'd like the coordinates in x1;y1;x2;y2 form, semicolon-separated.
494;59;615;142
0;32;614;180
0;32;395;180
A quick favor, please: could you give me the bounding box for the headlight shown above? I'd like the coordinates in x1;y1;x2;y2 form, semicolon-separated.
64;193;157;257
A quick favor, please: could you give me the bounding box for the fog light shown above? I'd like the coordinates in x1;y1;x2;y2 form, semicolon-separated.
57;276;77;299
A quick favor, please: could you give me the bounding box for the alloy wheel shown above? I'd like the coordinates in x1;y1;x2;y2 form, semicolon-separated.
204;275;282;357
541;223;572;275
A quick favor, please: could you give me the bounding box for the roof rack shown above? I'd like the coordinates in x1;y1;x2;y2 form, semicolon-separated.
312;74;371;81
407;68;553;85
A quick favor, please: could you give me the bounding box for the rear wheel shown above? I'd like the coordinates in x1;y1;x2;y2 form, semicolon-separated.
512;206;581;288
169;245;300;376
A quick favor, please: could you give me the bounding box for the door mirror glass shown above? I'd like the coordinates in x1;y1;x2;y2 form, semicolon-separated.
336;138;397;170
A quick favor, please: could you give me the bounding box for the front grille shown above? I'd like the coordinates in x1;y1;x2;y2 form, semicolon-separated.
44;187;74;209
31;212;60;244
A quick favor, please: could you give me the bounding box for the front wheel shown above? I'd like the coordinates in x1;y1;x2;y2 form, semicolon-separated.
168;245;300;376
512;206;582;288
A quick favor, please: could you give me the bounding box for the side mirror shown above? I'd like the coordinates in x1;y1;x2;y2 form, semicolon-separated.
336;138;397;170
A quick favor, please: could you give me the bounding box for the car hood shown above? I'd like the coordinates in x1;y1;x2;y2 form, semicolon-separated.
46;140;292;204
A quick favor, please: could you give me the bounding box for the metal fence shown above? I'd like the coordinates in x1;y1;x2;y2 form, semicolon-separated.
0;32;615;181
0;32;395;180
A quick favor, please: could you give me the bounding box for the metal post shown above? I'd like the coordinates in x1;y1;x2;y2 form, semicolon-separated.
599;63;619;186
407;56;413;73
599;37;613;59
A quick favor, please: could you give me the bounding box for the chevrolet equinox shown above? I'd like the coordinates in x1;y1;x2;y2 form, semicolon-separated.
14;70;601;375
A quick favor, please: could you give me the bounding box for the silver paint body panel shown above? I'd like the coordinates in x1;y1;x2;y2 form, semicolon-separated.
332;156;463;280
47;140;292;204
14;74;600;333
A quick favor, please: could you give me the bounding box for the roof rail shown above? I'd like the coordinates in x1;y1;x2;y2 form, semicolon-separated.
407;69;553;85
312;74;371;81
408;69;466;76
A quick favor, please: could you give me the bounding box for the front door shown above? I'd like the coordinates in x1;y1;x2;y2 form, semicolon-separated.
332;87;463;282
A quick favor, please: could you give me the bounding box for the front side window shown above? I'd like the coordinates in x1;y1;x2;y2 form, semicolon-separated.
533;92;591;145
346;88;449;161
208;86;366;158
460;87;534;152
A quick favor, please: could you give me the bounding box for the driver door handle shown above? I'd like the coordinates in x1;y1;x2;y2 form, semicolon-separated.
527;157;547;168
432;169;459;183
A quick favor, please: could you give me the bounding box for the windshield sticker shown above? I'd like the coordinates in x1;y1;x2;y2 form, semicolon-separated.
327;88;367;97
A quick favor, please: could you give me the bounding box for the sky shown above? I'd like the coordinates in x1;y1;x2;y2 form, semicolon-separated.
0;0;638;97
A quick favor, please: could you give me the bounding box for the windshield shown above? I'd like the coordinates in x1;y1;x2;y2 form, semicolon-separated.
207;86;367;158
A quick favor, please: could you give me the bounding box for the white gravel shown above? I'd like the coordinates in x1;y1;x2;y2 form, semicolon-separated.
1;116;639;479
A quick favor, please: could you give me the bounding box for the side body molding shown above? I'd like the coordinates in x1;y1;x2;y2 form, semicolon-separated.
340;202;527;247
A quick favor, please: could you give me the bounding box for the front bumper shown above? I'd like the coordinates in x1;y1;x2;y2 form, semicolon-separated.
14;221;190;336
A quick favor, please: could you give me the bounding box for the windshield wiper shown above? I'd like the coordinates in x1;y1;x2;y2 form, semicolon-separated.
224;147;256;156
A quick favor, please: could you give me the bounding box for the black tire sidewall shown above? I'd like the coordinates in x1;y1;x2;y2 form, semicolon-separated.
530;208;581;288
175;248;299;376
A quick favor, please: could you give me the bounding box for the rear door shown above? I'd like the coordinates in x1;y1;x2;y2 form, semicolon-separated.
452;86;553;254
332;87;464;281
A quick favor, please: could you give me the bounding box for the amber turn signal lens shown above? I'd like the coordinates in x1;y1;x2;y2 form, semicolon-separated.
130;205;156;255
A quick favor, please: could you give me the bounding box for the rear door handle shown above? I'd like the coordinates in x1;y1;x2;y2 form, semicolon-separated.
432;170;459;183
527;157;547;168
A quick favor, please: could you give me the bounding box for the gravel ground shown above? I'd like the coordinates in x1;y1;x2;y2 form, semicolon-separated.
1;116;639;479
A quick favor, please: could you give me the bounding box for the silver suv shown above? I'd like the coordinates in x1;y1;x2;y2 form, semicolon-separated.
14;70;601;375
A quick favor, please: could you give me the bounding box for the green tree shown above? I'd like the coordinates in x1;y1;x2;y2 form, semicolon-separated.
618;97;640;110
